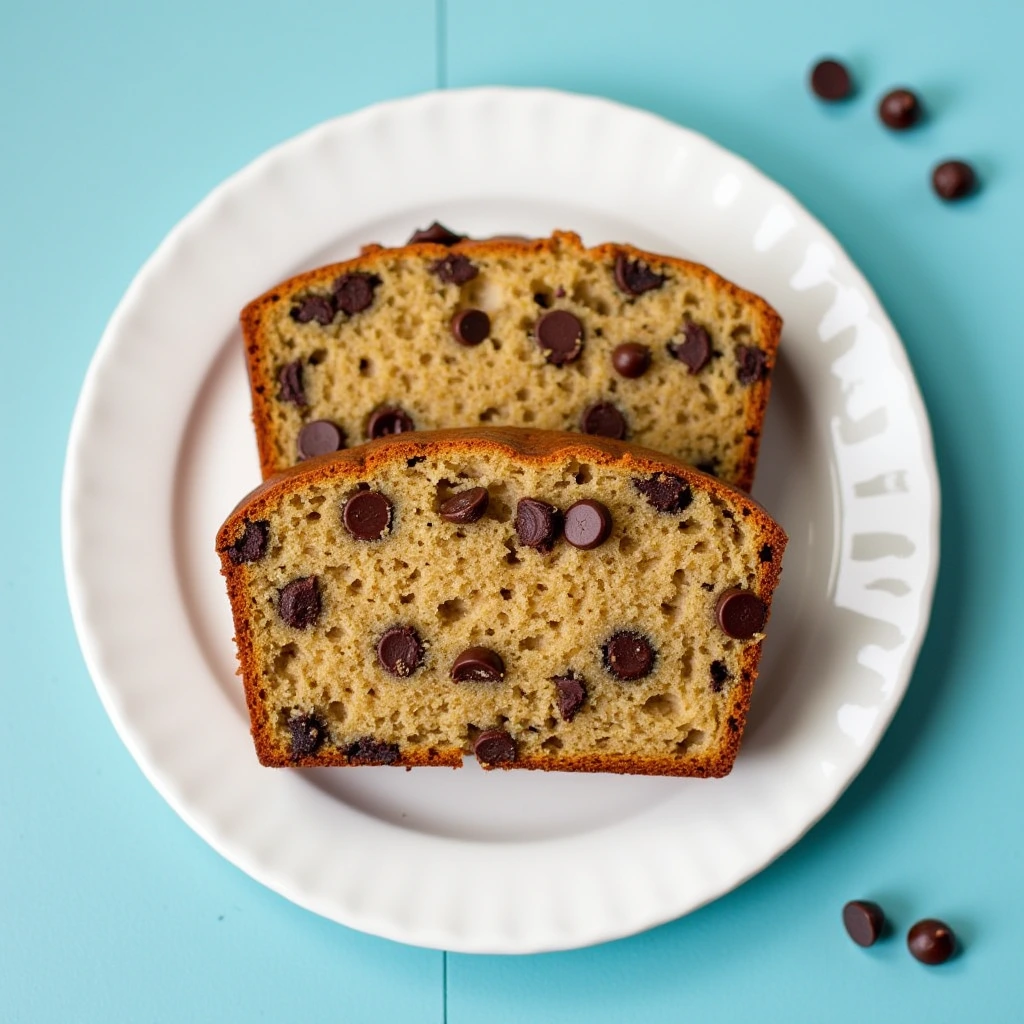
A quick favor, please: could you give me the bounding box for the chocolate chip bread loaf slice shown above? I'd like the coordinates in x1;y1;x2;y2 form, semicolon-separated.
242;230;781;489
217;428;786;776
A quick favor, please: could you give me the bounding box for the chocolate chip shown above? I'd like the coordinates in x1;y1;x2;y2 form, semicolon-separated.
759;544;774;563
668;321;712;373
343;490;393;541
288;711;327;758
408;221;464;246
450;308;491;346
278;359;306;406
716;588;766;639
603;631;655;680
451;647;505;682
710;660;730;693
297;419;345;459
843;901;886;948
515;497;563;552
633;473;692;513
224;519;269;564
810;58;853;101
907;920;957;965
553;674;587;722
613;252;666;295
564;499;612;549
474;728;516;765
440;486;489;524
376;625;424;677
346;737;400;764
367;405;415;439
431;253;478;285
879;88;922;130
333;272;381;315
932;160;977;201
278;576;321;629
580;401;627;440
290;294;336;325
736;345;768;385
611;342;651;378
534;310;584;365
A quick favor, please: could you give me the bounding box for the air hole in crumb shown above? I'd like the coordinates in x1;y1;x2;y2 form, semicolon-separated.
500;588;513;600
305;511;321;522
348;579;363;593
273;643;298;673
503;540;521;565
399;593;414;604
541;736;563;752
523;409;536;423
518;635;543;651
479;407;504;423
675;728;707;753
358;358;373;376
325;627;342;640
618;535;638;555
309;348;327;366
327;701;346;724
437;598;468;624
643;693;681;717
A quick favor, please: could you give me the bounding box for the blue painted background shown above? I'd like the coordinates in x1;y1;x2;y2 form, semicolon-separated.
1;0;1020;1020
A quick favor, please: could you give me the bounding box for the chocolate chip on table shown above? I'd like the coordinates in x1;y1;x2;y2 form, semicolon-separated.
603;631;655;680
564;499;613;549
613;252;666;295
716;588;766;639
534;310;584;365
709;660;731;693
553;674;587;722
633;473;692;513
431;253;478;285
611;342;651;378
278;360;306;406
736;345;768;385
347;737;401;764
451;647;506;682
297;420;345;459
440;486;489;524
288;711;327;758
377;625;424;677
450;308;491;346
843;900;886;948
367;405;415;439
474;728;517;765
515;497;563;552
408;221;465;246
908;919;957;965
879;88;922;130
343;490;393;541
224;519;269;564
810;58;853;101
580;401;627;440
668;321;712;373
332;272;381;315
278;576;321;629
290;293;336;325
932;160;977;201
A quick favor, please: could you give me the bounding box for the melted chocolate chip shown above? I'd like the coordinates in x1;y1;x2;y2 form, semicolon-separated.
367;405;415;439
611;342;651;378
553;674;587;722
290;294;336;325
564;499;612;549
907;919;956;965
408;221;465;246
710;660;730;693
439;486;489;524
224;519;269;564
474;729;517;765
431;253;478;285
603;631;655;680
333;272;381;315
451;647;506;682
376;626;424;677
278;577;321;629
844;901;886;948
534;310;584;365
288;711;327;758
346;737;400;764
633;473;692;513
515;498;563;553
297;420;345;459
716;588;766;639
343;490;393;541
278;360;306;406
736;345;768;384
450;308;491;346
668;321;712;373
810;58;853;101
613;252;666;295
580;401;627;440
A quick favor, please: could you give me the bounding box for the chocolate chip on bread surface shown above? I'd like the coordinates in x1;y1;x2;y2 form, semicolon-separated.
217;428;786;776
242;231;782;489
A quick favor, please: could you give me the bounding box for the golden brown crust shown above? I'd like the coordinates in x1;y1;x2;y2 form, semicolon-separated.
219;427;785;776
240;231;782;487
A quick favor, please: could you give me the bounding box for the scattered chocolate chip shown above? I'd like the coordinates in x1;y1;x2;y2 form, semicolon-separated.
440;486;489;524
908;919;956;965
668;321;712;373
297;420;345;459
879;88;922;130
367;405;415;439
810;58;853;101
474;728;517;765
376;625;424;677
611;342;651;378
278;576;321;629
633;473;692;513
710;660;730;693
343;490;393;541
553;674;587;722
613;252;666;295
603;631;655;681
346;737;401;764
736;345;768;385
450;308;491;346
290;294;336;325
431;253;478;285
716;588;766;639
759;544;774;563
932;160;977;201
333;272;381;315
534;310;584;365
581;401;627;440
278;360;306;406
564;499;612;549
452;647;506;682
224;519;269;564
515;497;563;552
695;460;718;476
843;901;886;948
288;711;327;758
408;221;465;246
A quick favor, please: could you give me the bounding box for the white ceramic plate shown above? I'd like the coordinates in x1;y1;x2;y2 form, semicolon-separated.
63;88;939;954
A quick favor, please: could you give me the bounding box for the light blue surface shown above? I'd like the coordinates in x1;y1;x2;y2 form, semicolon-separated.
1;0;1021;1020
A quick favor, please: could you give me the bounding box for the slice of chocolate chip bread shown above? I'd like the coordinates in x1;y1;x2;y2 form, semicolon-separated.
217;428;786;776
241;230;781;489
